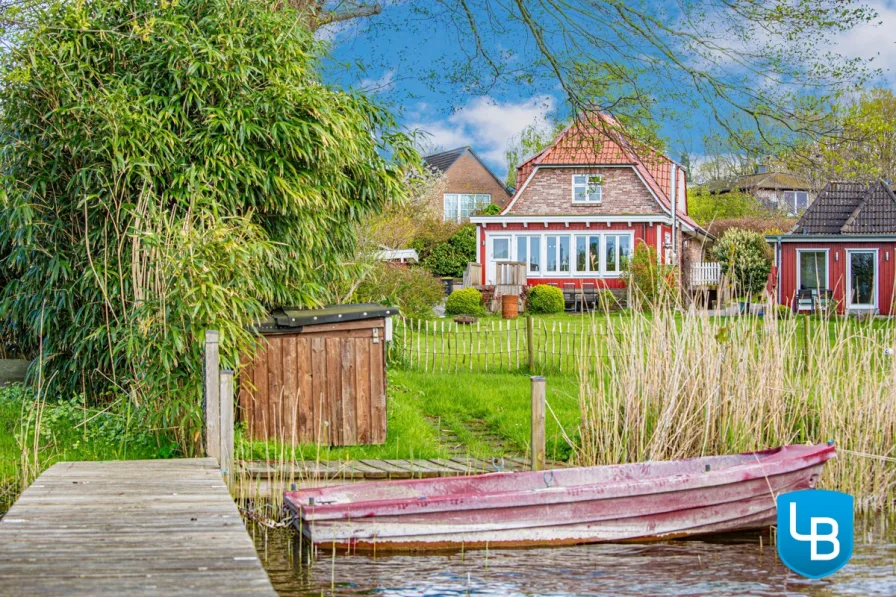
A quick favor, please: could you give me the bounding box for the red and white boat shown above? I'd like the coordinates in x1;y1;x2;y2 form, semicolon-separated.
283;443;835;551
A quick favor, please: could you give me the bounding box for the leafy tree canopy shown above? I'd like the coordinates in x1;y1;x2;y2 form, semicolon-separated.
0;0;416;450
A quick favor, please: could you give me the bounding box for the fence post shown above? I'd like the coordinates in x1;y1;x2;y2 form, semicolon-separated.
204;330;221;462
530;376;546;471
527;315;535;372
219;370;234;476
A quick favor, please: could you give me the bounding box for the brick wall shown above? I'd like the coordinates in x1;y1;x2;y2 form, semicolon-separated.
509;167;665;216
431;153;511;218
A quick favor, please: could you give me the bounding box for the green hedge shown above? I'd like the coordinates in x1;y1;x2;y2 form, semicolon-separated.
445;287;485;315
528;284;565;314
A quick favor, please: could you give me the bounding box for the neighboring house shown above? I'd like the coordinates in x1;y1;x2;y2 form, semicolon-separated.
709;165;814;216
423;147;512;223
374;246;419;264
768;181;896;315
470;115;712;287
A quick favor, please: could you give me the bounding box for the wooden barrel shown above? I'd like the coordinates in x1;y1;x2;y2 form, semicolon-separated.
501;294;518;319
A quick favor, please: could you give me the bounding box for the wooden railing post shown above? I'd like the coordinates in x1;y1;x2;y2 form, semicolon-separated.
204;330;221;462
219;370;234;476
530;376;546;471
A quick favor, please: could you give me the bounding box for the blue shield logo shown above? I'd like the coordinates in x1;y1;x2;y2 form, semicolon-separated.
777;489;853;579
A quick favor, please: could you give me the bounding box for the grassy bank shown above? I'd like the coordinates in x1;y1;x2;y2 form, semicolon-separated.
236;369;580;464
0;384;178;514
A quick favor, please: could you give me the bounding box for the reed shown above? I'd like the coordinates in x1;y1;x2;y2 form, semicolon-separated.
576;297;896;511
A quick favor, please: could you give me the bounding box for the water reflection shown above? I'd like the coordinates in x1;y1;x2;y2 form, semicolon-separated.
252;519;895;597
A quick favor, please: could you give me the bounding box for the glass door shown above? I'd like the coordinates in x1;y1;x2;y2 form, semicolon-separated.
847;250;877;309
486;236;511;284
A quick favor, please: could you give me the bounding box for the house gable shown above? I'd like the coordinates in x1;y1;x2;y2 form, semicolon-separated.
442;151;512;206
507;166;664;216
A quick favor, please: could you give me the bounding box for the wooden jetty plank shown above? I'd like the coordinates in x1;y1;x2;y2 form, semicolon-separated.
358;459;413;478
0;459;275;597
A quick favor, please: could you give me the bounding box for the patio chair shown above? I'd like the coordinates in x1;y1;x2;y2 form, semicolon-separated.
796;288;816;313
817;289;834;313
581;283;597;311
562;283;578;311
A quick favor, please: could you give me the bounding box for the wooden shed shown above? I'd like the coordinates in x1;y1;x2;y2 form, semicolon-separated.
239;304;395;446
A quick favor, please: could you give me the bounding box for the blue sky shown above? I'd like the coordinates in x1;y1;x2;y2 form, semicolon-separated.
320;1;896;179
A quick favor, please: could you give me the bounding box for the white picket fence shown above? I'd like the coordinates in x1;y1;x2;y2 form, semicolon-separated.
689;262;721;287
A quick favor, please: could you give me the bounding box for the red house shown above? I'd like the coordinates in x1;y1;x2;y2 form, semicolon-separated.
470;116;711;288
768;181;896;315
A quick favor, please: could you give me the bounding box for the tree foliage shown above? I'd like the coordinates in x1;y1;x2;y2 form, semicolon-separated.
421;225;477;278
0;0;416;451
504;119;565;187
353;263;443;320
784;88;896;186
687;188;768;227
318;1;878;156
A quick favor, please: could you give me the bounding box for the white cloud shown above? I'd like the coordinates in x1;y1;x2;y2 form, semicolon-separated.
834;1;896;85
357;69;395;94
410;95;557;176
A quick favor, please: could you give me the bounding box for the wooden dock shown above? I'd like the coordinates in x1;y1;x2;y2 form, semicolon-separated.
0;458;276;596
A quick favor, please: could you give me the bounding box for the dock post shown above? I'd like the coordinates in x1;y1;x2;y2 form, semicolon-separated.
220;370;234;477
530;376;546;471
527;315;535;372
204;330;221;462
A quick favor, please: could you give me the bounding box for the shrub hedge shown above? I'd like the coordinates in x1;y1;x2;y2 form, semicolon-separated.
445;287;485;315
528;284;565;314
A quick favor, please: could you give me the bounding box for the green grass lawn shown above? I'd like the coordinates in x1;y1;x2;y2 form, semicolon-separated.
236;369;581;464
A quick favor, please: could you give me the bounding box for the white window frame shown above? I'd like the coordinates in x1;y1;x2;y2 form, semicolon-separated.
443;193;491;222
545;234;572;274
573;234;602;274
784;191;810;213
604;233;633;275
571;174;603;204
796;249;829;293
846;248;878;310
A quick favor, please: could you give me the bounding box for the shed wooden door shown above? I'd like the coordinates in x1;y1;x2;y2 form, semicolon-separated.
239;319;386;446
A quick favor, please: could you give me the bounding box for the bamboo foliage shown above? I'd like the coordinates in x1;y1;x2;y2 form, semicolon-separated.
0;0;417;453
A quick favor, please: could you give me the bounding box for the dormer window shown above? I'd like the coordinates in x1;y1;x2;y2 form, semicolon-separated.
572;174;603;203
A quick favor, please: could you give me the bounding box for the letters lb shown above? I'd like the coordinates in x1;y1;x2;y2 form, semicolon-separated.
777;489;854;579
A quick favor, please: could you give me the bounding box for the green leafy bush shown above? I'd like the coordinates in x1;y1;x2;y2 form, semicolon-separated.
0;0;416;453
711;228;773;298
354;263;443;319
445;287;485;315
528;284;565;314
596;289;618;310
479;204;502;216
623;243;677;308
421;225;477;277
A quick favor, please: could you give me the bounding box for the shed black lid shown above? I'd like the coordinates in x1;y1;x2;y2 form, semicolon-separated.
252;303;397;333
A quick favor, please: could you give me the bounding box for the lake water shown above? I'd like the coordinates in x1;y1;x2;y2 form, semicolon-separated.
252;518;895;597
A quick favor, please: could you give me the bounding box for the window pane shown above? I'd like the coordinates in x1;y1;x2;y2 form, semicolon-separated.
799;251;826;291
587;175;603;202
619;236;631;270
459;194;475;220
517;236;527;264
559;236;570;272
796;192;809;210
589;236;600;272
547;236;557;271
606;235;617;272
850;252;874;305
493;238;509;260
576;237;587;271
529;237;541;272
444;194;458;222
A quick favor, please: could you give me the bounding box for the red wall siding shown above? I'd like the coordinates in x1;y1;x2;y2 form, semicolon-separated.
777;241;896;314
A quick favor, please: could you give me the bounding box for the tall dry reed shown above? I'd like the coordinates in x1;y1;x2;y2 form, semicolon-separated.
577;298;896;511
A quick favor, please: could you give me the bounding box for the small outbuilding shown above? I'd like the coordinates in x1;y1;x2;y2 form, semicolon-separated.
768;181;896;315
239;304;396;446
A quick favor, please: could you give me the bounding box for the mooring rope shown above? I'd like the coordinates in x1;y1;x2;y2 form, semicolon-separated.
839;449;896;463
